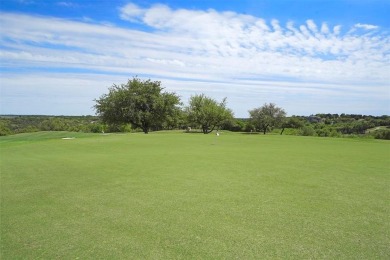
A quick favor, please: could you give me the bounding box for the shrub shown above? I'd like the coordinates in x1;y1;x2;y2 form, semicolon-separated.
244;122;255;132
299;126;316;136
329;130;341;138
315;128;330;137
0;121;12;136
374;129;390;140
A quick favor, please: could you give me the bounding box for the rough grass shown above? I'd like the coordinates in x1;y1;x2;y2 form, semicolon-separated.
1;131;389;259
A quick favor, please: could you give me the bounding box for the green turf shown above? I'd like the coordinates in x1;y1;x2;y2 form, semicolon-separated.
1;131;389;259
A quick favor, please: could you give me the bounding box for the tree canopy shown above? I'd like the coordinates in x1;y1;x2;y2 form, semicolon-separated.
249;103;286;134
185;94;233;134
94;78;180;134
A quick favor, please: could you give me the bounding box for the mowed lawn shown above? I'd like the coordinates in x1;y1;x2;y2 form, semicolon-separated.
1;131;389;259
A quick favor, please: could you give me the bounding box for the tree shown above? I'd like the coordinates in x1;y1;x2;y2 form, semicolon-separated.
249;103;286;134
185;94;233;134
280;116;304;135
94;77;180;134
163;108;186;130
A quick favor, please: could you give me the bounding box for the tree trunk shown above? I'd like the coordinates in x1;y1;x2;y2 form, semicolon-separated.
280;128;285;135
263;128;267;134
207;126;215;134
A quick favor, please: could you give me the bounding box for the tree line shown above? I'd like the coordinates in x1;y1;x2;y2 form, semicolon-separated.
1;77;389;139
94;78;293;135
0;115;102;135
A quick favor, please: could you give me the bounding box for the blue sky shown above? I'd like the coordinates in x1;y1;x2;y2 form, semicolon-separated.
1;0;389;116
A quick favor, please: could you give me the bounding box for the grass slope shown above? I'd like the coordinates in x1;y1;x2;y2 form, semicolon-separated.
1;131;389;259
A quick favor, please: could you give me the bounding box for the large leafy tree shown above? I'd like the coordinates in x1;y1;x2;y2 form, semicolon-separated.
185;94;233;134
95;77;180;134
249;103;286;134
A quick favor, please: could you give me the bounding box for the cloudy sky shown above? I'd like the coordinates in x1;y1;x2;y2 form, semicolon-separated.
1;0;389;117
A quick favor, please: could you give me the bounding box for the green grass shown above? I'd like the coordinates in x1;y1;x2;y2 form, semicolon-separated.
1;131;389;259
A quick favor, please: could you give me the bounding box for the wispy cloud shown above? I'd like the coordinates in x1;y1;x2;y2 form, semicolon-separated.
119;3;146;22
57;2;77;7
0;2;389;116
354;23;379;30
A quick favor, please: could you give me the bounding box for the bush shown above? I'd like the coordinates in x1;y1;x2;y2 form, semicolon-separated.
0;121;12;136
315;128;330;137
244;122;255;132
299;126;316;136
329;130;341;138
82;123;104;133
280;128;300;135
374;129;390;140
220;119;248;132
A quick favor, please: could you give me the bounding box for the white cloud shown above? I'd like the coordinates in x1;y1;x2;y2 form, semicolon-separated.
320;23;330;34
306;19;318;34
354;23;379;30
119;3;146;22
333;25;342;35
0;3;389;116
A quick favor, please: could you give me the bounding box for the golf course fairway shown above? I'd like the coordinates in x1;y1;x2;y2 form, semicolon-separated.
1;131;389;259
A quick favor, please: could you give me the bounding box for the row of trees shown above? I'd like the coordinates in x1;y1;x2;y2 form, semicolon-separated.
223;115;390;139
2;113;389;139
0;115;102;136
93;77;390;139
95;77;288;134
1;78;389;139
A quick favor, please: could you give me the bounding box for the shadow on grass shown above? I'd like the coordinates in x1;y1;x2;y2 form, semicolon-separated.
183;131;207;134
